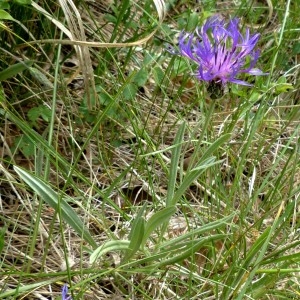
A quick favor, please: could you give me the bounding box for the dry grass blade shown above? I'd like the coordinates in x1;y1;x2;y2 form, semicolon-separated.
31;2;73;39
58;0;96;106
28;0;166;48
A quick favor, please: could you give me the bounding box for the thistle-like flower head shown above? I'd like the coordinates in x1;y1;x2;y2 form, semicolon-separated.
169;15;267;86
62;284;73;300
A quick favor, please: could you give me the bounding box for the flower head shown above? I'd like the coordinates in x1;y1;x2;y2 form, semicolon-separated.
62;284;73;300
169;15;267;86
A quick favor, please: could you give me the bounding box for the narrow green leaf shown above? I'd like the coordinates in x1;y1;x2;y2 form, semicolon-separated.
161;213;235;248
142;206;176;247
170;134;231;205
29;67;53;88
232;227;272;300
166;122;186;207
156;234;226;268
128;202;147;241
122;203;148;261
242;227;271;269
90;240;130;264
14;0;32;4
104;165;132;197
0;60;33;81
0;279;53;299
172;157;222;204
262;241;300;265
122;213;234;268
0;226;6;254
197;133;231;164
113;0;130;29
0;82;5;102
14;166;97;249
122;217;145;263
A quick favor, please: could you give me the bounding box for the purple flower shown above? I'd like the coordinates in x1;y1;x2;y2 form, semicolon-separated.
62;284;73;300
169;15;267;86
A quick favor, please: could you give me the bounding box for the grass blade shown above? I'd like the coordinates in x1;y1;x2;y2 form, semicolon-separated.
166;121;186;207
14;166;97;249
142;206;176;247
90;240;130;264
122;216;145;263
0;60;33;81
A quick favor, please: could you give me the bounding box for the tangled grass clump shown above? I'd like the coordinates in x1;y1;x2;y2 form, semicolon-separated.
0;0;299;299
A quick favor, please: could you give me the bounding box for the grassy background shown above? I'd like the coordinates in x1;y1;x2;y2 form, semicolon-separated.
0;0;299;299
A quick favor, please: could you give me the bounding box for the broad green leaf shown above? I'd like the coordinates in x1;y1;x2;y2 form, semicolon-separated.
104;13;117;24
186;11;199;31
14;166;97;249
292;42;300;54
122;203;148;262
90;240;130;264
143;51;155;65
275;83;294;94
0;2;10;9
0;9;13;20
128;202;147;241
123;83;138;100
153;66;165;85
27;105;52;123
13;135;35;157
133;69;148;87
0;60;33;81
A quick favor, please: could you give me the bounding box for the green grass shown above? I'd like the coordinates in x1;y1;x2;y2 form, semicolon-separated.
0;0;300;299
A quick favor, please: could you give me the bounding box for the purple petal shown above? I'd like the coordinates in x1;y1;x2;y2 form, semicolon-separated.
62;285;73;300
229;78;253;86
247;68;268;75
167;14;267;87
